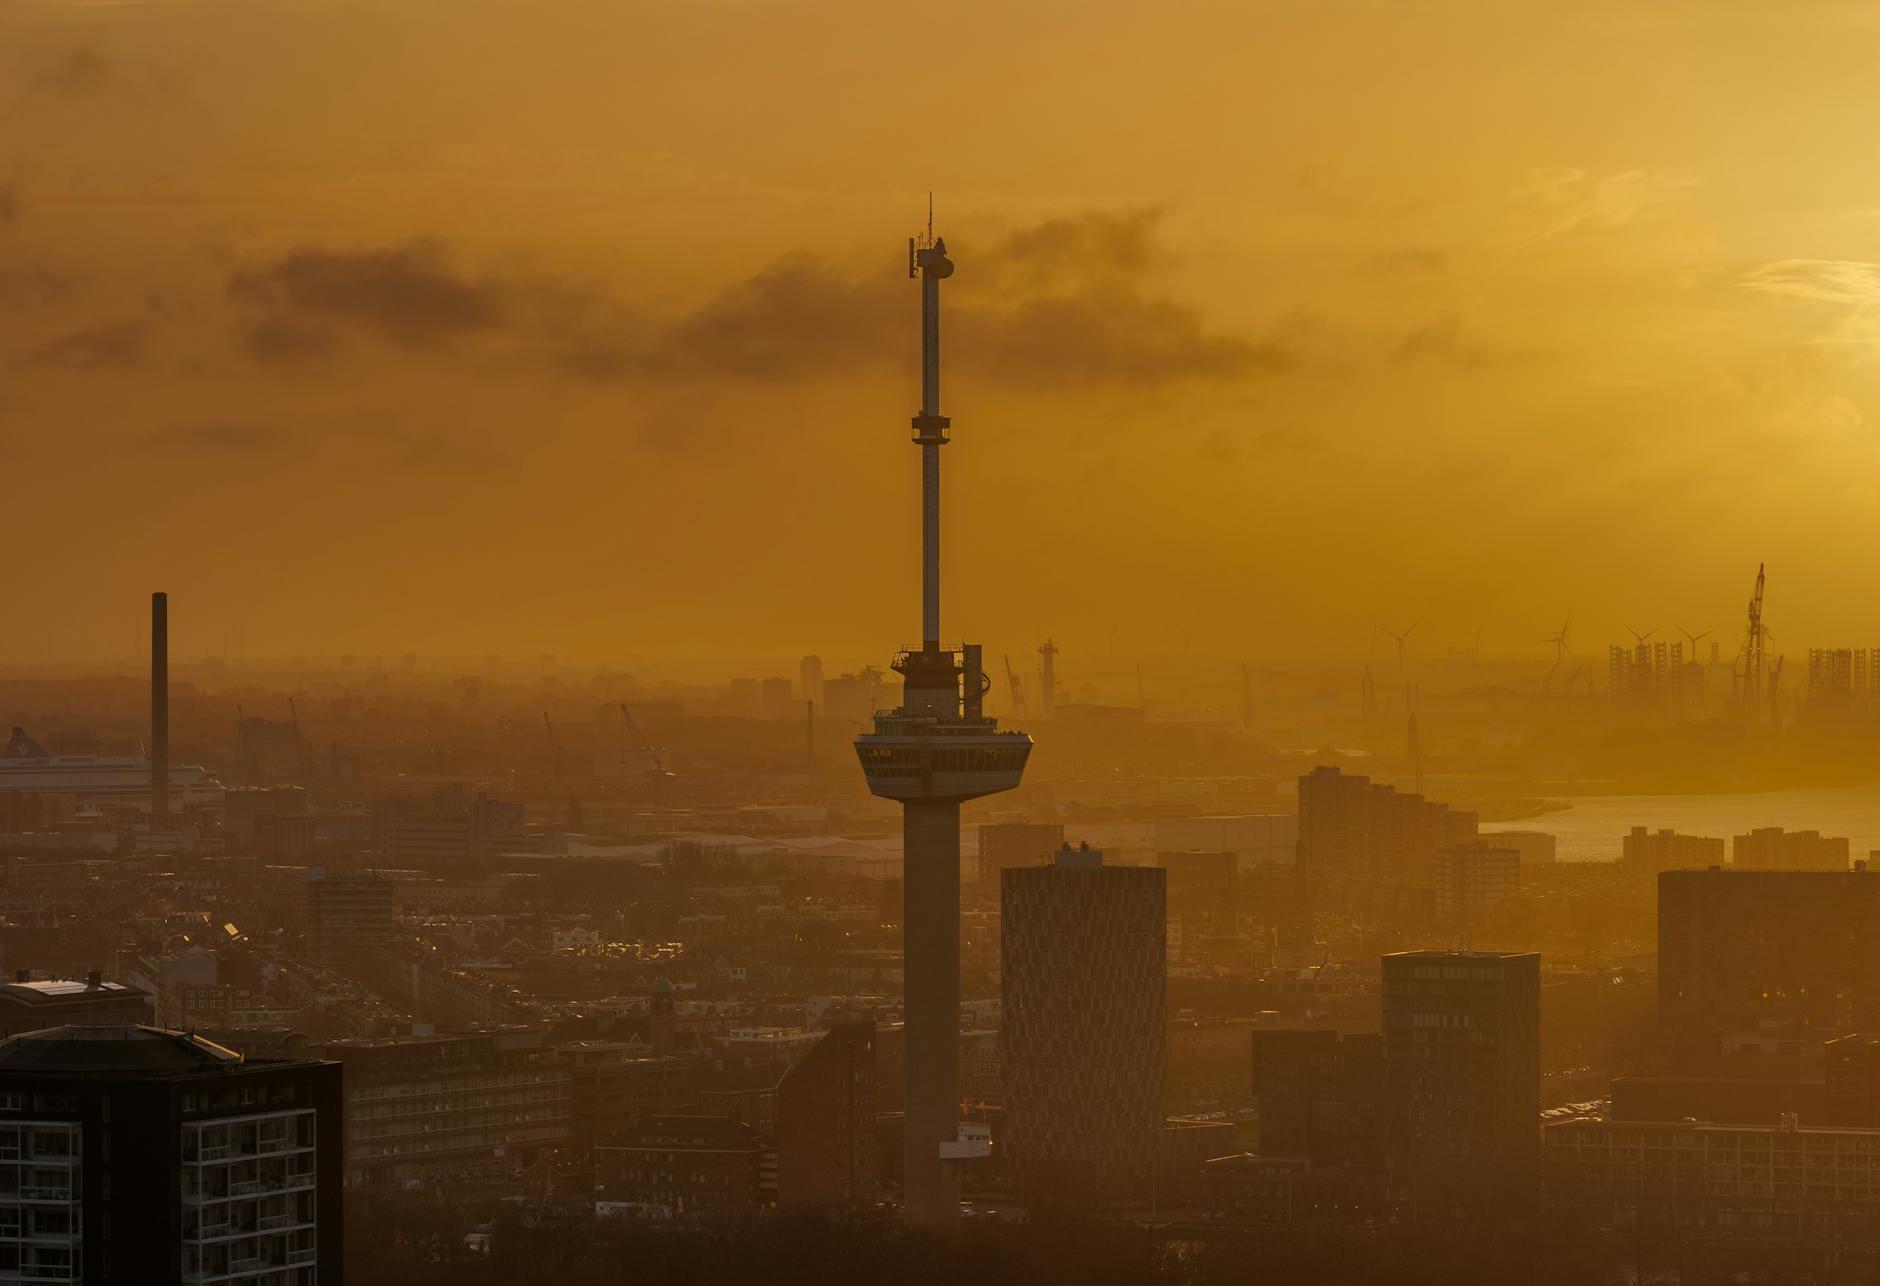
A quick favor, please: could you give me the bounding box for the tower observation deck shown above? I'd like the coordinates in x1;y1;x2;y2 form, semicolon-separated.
855;224;1031;1229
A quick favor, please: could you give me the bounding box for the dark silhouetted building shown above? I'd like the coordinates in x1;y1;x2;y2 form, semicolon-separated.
1659;869;1880;1050
1251;1029;1384;1162
1827;1034;1880;1127
595;1114;775;1217
1383;950;1540;1219
1002;844;1165;1207
303;874;394;972
775;1022;877;1210
561;1043;700;1150
320;1030;570;1187
1545;1113;1880;1245
0;1023;341;1285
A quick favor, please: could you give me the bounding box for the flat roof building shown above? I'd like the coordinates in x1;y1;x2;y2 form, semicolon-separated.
1659;869;1880;1049
0;1024;342;1285
0;977;151;1040
1382;950;1540;1220
1002;844;1165;1208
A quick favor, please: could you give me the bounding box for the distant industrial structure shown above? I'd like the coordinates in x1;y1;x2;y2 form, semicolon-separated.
852;217;1031;1228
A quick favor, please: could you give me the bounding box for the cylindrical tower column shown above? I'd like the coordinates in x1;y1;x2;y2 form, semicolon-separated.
922;442;940;652
151;591;169;819
902;797;962;1226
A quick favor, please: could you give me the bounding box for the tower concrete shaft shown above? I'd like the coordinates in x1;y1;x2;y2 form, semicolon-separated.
902;798;960;1220
855;225;1030;1230
151;591;169;819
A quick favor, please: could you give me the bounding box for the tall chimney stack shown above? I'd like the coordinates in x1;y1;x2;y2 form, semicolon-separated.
151;591;169;819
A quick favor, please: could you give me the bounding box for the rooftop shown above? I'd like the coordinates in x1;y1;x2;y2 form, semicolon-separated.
0;1025;243;1074
0;979;138;1006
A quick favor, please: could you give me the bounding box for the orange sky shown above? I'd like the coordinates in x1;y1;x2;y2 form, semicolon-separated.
5;0;1880;668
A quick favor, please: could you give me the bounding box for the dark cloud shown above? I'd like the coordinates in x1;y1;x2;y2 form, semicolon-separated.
229;242;506;349
641;255;898;381
143;421;294;455
983;209;1164;289
640;210;1258;389
24;319;149;371
225;213;1269;391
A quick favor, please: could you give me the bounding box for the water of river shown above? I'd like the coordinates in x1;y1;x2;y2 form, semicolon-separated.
1482;785;1880;863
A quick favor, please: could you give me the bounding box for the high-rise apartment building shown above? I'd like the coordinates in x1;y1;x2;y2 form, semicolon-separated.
1382;950;1540;1218
1295;767;1477;909
1731;828;1849;872
1620;827;1725;874
1001;844;1165;1207
0;1024;342;1285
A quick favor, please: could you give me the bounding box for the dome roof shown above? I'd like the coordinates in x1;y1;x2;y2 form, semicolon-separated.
0;1025;243;1074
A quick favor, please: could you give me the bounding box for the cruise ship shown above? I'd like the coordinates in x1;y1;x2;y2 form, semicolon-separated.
0;727;224;811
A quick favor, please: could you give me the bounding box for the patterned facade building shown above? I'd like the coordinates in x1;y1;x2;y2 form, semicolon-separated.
1001;845;1165;1207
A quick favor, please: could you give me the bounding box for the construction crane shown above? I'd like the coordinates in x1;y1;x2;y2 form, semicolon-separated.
1003;655;1028;717
619;703;671;806
618;703;652;762
1735;563;1767;723
288;697;308;783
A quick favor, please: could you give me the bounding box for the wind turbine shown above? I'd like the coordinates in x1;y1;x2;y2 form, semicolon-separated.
1541;615;1573;687
1677;626;1711;658
1383;623;1417;675
1625;625;1657;646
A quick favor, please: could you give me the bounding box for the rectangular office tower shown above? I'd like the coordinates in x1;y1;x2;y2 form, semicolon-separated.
1001;845;1165;1208
1660;867;1880;1049
1382;950;1540;1219
0;1024;342;1285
